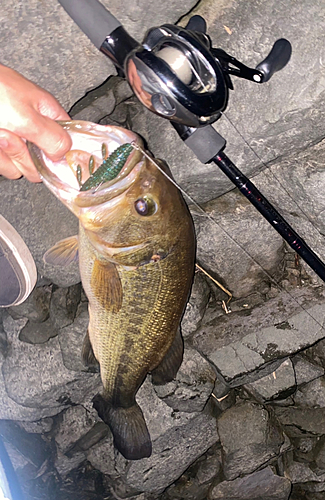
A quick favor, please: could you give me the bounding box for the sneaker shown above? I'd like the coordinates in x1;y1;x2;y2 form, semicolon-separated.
0;215;37;307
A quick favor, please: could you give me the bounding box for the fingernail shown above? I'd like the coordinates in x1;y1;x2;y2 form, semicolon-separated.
0;138;9;149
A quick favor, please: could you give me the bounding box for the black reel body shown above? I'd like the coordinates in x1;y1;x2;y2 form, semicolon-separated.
125;16;291;128
126;24;229;127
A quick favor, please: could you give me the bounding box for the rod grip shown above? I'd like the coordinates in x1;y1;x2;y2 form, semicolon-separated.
58;0;121;49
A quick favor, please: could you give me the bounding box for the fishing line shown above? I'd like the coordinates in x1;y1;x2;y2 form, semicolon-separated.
221;111;321;233
132;141;325;334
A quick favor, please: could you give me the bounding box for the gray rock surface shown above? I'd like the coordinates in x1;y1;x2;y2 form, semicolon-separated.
192;191;284;299
217;402;284;480
292;355;325;386
1;314;101;415
244;359;296;403
192;287;325;386
208;466;291;500
153;346;216;412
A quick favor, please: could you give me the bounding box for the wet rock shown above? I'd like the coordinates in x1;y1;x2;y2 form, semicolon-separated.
8;286;51;323
153;346;216;412
294;377;325;408
244;358;296;403
217;401;284;480
292;354;324;386
118;380;219;494
181;273;211;339
208;466;291;500
193;287;325;386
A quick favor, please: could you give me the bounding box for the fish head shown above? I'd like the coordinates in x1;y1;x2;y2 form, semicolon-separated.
28;121;192;267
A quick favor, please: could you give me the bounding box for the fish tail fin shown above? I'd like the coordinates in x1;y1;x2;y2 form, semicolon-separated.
93;394;152;460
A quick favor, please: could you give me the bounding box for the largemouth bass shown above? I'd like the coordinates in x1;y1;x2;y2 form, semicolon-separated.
28;121;196;460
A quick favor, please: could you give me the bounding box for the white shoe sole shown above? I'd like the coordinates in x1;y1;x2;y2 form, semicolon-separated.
0;215;37;306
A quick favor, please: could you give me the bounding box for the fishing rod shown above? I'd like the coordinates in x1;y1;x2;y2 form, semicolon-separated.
57;0;325;283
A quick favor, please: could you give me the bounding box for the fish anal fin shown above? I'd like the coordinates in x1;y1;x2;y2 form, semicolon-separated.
43;236;79;266
91;259;122;312
151;328;184;385
82;330;99;369
93;394;152;460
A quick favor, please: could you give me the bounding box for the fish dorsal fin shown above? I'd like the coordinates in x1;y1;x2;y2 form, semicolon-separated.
91;258;123;312
43;235;79;266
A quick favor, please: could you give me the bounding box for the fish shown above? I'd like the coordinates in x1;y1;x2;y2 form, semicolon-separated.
28;121;196;460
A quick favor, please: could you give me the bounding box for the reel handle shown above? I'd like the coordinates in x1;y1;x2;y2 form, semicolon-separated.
256;38;292;82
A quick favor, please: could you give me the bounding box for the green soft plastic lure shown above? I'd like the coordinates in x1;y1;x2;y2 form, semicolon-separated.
80;143;133;191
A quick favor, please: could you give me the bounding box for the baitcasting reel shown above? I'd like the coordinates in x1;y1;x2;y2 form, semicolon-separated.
123;17;291;127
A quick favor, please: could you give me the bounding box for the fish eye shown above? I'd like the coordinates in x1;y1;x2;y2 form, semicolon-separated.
134;196;157;216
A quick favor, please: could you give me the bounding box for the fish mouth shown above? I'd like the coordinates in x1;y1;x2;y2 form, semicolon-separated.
28;121;145;215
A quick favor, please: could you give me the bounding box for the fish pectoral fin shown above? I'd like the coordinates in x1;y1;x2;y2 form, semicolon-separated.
82;330;99;370
151;327;184;385
91;258;123;312
43;235;79;266
93;394;152;460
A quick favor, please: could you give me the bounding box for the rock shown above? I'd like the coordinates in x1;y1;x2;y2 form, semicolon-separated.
191;192;284;299
181;272;211;339
162;447;222;500
244;358;296;403
274;407;325;437
314;436;325;469
208;466;291;500
292;354;324;386
19;318;58;344
55;405;100;455
153;346;216;412
55;449;86;477
285;460;325;484
0;420;50;468
192;286;325;386
2;314;101;413
50;284;81;330
86;433;118;478
294;377;325;408
118;380;219;494
217;401;284;480
18;418;53;435
58;309;91;372
8;285;52;323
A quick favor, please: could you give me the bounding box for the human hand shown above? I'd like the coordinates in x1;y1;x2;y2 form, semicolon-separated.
0;64;72;182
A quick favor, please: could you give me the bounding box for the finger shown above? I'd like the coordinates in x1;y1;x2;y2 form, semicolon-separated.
0;148;22;180
0;129;41;182
23;111;72;162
